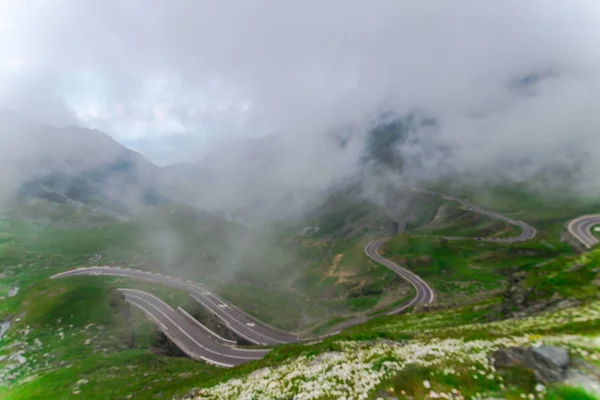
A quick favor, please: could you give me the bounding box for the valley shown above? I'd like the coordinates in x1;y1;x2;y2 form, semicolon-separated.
2;179;598;399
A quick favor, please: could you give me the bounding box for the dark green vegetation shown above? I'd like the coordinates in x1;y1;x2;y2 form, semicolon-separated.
289;181;442;238
378;365;597;400
363;114;440;174
522;251;600;303
336;248;600;343
381;234;573;304
295;182;396;239
430;180;600;239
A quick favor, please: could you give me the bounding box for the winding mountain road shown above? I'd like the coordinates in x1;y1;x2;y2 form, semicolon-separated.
51;266;297;346
50;190;538;367
364;238;434;314
412;188;538;243
51;237;434;366
567;214;600;249
119;288;269;367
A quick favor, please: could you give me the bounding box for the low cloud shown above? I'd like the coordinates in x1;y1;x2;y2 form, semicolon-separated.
0;1;599;204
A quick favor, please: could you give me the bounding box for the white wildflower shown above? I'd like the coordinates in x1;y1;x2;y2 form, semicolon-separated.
535;384;545;392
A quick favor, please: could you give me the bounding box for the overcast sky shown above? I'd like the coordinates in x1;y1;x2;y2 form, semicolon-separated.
1;1;600;173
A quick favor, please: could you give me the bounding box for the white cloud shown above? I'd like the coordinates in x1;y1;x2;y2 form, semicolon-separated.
0;57;26;70
0;0;599;183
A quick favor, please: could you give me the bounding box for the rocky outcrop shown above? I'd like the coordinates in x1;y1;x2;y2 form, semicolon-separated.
497;270;578;319
491;346;570;384
499;271;531;315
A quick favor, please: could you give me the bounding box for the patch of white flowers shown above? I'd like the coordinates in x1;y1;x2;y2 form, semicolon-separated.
0;322;104;387
187;334;599;400
186;301;600;400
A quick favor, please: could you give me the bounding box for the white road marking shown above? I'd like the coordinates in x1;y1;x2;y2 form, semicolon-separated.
189;293;266;346
176;307;267;353
124;293;259;361
126;299;234;368
177;306;238;345
189;288;288;344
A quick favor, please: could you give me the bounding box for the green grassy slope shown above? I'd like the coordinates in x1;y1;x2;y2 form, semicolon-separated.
0;278;217;400
428;181;600;239
0;199;411;333
2;185;598;399
180;248;600;400
3;248;599;400
0;199;419;399
414;200;523;238
381;234;573;304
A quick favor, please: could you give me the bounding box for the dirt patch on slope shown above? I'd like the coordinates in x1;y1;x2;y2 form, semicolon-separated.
321;254;356;284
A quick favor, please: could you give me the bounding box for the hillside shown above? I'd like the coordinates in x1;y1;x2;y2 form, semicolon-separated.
0;108;165;214
0;181;599;399
0;198;416;334
0;109;456;335
1;216;598;399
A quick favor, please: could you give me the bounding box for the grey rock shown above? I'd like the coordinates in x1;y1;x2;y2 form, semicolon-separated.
491;346;528;368
529;346;570;383
565;360;600;397
532;346;569;369
567;263;585;272
375;391;399;400
491;345;570;384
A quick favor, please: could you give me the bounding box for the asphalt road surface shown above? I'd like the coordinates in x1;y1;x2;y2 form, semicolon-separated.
567;214;600;249
364;238;434;314
119;288;269;367
51;267;297;346
321;238;436;333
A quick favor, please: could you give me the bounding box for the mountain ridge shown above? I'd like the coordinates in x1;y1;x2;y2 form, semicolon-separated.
0;107;165;214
